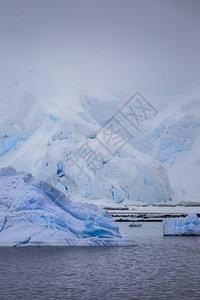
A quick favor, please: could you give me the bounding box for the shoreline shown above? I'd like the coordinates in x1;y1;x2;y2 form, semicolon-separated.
104;205;200;222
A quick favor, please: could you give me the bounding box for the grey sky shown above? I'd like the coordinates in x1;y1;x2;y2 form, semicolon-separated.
0;0;200;95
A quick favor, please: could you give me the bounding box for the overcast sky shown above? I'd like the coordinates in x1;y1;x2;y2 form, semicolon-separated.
0;0;200;96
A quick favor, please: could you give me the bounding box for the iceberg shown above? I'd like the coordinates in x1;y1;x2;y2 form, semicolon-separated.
0;167;131;246
163;213;200;236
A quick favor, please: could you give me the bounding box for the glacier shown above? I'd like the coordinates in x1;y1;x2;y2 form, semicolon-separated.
1;68;200;205
0;68;173;206
84;93;200;203
0;167;132;246
163;214;200;236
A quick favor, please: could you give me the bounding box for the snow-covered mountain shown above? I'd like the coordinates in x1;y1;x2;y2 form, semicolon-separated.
0;68;199;205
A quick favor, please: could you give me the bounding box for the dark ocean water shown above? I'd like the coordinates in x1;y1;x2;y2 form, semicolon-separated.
0;222;200;300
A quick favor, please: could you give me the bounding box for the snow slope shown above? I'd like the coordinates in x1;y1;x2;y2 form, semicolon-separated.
0;167;131;246
0;68;173;205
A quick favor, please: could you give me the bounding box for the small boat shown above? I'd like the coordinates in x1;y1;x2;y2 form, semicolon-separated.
129;222;142;227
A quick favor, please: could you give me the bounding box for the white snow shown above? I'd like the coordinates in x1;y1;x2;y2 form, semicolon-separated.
163;213;200;236
0;167;132;246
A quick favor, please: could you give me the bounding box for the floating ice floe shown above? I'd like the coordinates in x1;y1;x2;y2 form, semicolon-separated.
163;213;200;236
0;167;132;246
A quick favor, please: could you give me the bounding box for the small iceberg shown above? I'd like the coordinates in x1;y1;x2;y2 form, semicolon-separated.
0;167;132;246
163;213;200;236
